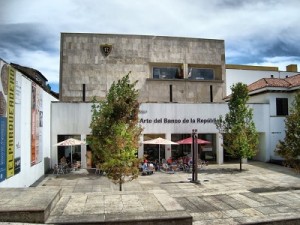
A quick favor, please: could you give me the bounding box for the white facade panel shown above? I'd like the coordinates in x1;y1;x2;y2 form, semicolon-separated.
50;102;270;167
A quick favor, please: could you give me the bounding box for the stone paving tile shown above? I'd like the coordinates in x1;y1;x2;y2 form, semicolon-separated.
223;209;245;218
201;195;234;211
154;193;184;211
63;194;87;215
83;194;105;214
176;197;202;212
186;196;217;212
193;218;239;225
229;193;263;207
138;193;165;212
214;194;250;209
238;208;264;217
241;192;279;206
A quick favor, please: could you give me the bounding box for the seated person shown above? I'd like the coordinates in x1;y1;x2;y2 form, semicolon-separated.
142;162;153;175
60;156;67;164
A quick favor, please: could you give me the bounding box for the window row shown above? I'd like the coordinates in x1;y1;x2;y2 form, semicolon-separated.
152;66;214;80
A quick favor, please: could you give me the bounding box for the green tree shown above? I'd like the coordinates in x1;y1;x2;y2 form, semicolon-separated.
276;91;300;172
216;82;259;171
89;72;143;191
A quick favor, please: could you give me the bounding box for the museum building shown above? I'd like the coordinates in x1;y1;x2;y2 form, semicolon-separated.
51;33;296;168
1;33;300;188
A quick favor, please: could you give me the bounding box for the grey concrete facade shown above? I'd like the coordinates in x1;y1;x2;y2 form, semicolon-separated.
60;33;225;103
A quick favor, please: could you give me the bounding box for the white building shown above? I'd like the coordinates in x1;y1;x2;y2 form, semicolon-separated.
226;64;299;95
0;58;57;188
246;74;300;162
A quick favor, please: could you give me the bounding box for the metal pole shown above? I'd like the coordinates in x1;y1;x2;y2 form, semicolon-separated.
192;130;195;181
191;129;200;184
194;130;198;182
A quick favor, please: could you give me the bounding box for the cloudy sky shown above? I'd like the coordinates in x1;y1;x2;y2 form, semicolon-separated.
1;0;300;92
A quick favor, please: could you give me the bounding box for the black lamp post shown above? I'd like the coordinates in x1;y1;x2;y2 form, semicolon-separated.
191;129;200;184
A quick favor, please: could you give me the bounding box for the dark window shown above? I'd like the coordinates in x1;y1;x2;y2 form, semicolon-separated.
276;98;288;116
188;68;214;80
153;67;182;79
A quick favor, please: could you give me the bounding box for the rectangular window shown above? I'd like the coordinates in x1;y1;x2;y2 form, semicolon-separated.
188;68;214;80
276;98;288;116
153;67;182;79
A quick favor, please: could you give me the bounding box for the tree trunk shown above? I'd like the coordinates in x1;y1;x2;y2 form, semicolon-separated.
239;157;242;171
119;178;122;191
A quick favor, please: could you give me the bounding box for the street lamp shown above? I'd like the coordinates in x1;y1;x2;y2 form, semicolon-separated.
191;129;200;184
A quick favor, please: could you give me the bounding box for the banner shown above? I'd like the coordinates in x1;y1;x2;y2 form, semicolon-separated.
0;62;21;182
6;66;15;178
31;83;43;166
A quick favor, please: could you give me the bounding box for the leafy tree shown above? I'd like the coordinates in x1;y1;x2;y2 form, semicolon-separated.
89;72;143;191
276;91;300;172
216;82;259;171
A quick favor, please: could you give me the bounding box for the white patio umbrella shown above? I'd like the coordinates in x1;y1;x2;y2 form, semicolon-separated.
143;137;179;163
54;138;86;163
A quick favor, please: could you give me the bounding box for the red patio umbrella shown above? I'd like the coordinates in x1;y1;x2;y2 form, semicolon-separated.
176;137;210;145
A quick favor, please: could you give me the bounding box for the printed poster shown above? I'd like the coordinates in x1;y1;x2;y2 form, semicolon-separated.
0;62;21;182
31;83;43;166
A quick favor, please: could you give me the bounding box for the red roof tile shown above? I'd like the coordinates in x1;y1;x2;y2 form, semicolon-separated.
248;74;300;93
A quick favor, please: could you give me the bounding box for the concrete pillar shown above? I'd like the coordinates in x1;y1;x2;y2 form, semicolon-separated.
216;133;224;164
183;63;188;78
81;134;87;168
165;133;172;161
138;135;144;159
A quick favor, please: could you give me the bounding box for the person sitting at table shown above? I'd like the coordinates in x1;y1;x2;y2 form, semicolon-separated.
60;156;67;164
167;157;172;165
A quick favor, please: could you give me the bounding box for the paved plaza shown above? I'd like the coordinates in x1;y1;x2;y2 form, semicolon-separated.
1;161;300;224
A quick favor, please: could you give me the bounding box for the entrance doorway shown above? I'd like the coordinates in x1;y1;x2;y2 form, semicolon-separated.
143;134;165;162
56;135;82;164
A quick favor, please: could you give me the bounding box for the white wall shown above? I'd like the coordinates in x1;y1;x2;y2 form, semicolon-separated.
50;102;272;166
51;102;93;168
0;68;57;188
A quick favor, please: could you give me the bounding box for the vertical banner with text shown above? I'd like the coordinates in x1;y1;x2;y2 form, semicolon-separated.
31;83;43;166
6;66;15;178
0;62;21;182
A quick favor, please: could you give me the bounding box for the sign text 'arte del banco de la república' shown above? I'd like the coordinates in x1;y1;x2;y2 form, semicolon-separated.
139;117;217;124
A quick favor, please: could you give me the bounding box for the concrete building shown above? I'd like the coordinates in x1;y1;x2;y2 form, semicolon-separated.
54;33;228;168
60;33;226;103
53;33;290;169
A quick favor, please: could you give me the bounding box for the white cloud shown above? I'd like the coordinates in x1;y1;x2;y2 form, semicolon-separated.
1;0;300;91
11;50;59;83
247;56;300;71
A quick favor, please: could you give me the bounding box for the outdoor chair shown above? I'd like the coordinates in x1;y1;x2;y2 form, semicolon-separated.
183;163;192;173
160;163;175;174
53;164;65;175
142;167;153;175
198;160;208;169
